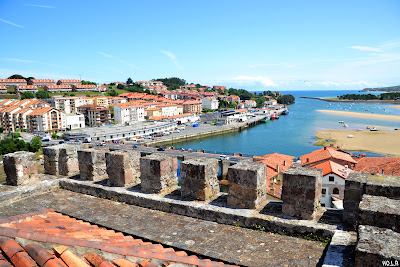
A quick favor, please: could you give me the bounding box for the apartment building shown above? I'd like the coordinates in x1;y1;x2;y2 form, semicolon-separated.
28;79;56;86
107;97;126;106
15;85;38;94
44;85;72;93
182;100;202;114
65;113;85;130
201;97;219;110
93;97;109;107
0;79;27;87
72;84;98;92
27;106;65;132
0;99;50;132
0;85;7;94
114;102;145;125
57;79;81;85
77;105;111;126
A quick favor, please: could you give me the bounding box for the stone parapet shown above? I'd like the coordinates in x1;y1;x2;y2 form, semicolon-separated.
105;150;141;187
355;225;400;267
180;157;219;201
282;166;323;220
2;151;38;186
358;195;400;233
78;149;108;181
140;153;178;194
227;161;267;209
43;144;84;176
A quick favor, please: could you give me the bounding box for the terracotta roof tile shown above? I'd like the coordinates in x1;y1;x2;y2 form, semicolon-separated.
354;157;400;175
311;160;352;179
300;146;356;166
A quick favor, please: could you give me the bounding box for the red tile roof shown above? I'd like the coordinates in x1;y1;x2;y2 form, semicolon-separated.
73;84;97;88
30;79;55;83
45;85;72;89
58;79;81;83
0;210;234;267
300;147;356;166
354;157;400;176
26;106;54;116
16;85;38;90
0;79;26;83
311;160;352;179
0;85;7;90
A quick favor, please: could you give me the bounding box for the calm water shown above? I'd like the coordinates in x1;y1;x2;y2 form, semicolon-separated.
174;90;400;158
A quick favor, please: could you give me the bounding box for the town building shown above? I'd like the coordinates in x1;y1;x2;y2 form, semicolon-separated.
311;160;352;208
114;102;145;125
201;97;219;110
65;113;85;130
354;156;400;176
0;79;27;87
254;153;295;199
15;85;38;94
93;96;109;107
243;100;257;108
182;100;202;114
77;105;111;127
136;81;163;87
43;85;72;93
300;146;357;169
106;96;127;106
0;85;7;94
57;79;81;85
26;106;65;132
72;84;98;92
28;79;56;86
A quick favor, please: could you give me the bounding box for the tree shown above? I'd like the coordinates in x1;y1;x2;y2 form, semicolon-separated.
21;91;35;99
28;137;41;153
81;80;96;85
277;94;295;105
0;127;3;133
151;77;186;88
26;77;35;84
108;90;117;96
8;74;25;79
126;78;133;85
36;91;51;99
117;84;125;90
228;101;238;108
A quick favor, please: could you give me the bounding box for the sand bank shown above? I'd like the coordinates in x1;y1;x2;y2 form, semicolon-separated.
317;110;400;121
389;105;400;109
314;129;400;157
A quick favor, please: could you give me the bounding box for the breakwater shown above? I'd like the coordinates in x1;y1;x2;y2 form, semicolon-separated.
300;96;400;104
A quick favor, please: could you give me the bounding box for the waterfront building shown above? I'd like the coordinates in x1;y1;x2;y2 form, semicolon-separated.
57;79;81;85
77;105;111;126
243;100;256;108
26;106;65;132
310;160;351;208
114;102;145;125
65;113;85;130
201;97;219;110
15;85;38;94
28;79;56;86
44;85;72;93
0;85;7;94
0;79;27;87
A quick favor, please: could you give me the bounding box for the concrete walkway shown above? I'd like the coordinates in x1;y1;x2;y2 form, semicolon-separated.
0;189;326;266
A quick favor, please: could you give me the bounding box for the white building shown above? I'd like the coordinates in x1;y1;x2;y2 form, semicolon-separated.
311;160;351;208
114;102;145;125
201;97;219;110
66;113;85;130
169;113;199;124
243;100;256;108
16;85;38;94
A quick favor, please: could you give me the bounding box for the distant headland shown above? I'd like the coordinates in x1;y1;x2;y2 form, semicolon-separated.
360;85;400;92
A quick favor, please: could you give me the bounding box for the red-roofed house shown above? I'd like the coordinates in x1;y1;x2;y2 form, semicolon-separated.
0;79;27;87
27;106;65;132
354;157;400;176
0;85;7;94
28;79;56;86
114;102;145;124
44;85;72;93
15;85;38;94
57;79;81;85
182;100;202;114
311;160;352;208
300;146;357;168
72;84;98;92
77;105;111;126
254;153;295;199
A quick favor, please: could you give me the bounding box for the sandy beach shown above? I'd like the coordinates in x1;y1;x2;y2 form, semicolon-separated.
390;105;400;109
317;109;400;121
314;129;400;157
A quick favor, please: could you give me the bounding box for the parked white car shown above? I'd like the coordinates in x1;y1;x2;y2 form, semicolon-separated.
219;155;230;160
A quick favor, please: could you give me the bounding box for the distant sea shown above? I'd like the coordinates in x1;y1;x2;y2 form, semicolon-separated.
174;90;400;158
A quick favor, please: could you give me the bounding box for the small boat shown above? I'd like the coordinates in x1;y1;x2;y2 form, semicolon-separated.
275;115;280;119
261;115;270;122
270;114;276;120
343;124;348;127
370;127;379;131
281;109;289;115
339;121;344;124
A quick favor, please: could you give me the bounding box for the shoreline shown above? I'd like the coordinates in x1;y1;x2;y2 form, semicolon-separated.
317;109;400;122
300;96;400;104
314;129;400;157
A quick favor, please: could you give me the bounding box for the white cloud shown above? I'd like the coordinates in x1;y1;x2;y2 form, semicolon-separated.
0;18;24;28
98;51;113;58
231;75;277;87
349;46;383;52
248;63;295;69
161;50;183;70
25;4;55;8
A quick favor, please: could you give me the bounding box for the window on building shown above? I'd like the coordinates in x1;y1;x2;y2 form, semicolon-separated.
333;188;339;195
322;188;326;195
329;176;334;182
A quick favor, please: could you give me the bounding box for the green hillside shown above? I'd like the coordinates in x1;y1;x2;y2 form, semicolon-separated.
361;85;400;92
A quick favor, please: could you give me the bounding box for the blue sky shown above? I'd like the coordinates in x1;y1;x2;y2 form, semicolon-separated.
1;0;399;91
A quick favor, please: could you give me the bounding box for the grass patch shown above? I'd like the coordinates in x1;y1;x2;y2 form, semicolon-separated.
314;137;336;147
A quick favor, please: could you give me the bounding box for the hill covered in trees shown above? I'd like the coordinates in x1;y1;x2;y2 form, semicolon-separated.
361;85;400;92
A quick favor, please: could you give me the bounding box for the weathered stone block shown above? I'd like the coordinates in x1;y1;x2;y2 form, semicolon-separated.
78;149;108;181
43;145;61;175
140;153;178;194
355;225;400;267
106;150;141;187
227;161;267;209
358;195;400;233
282;166;322;220
3;151;38;186
180;158;219;201
43;144;83;176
